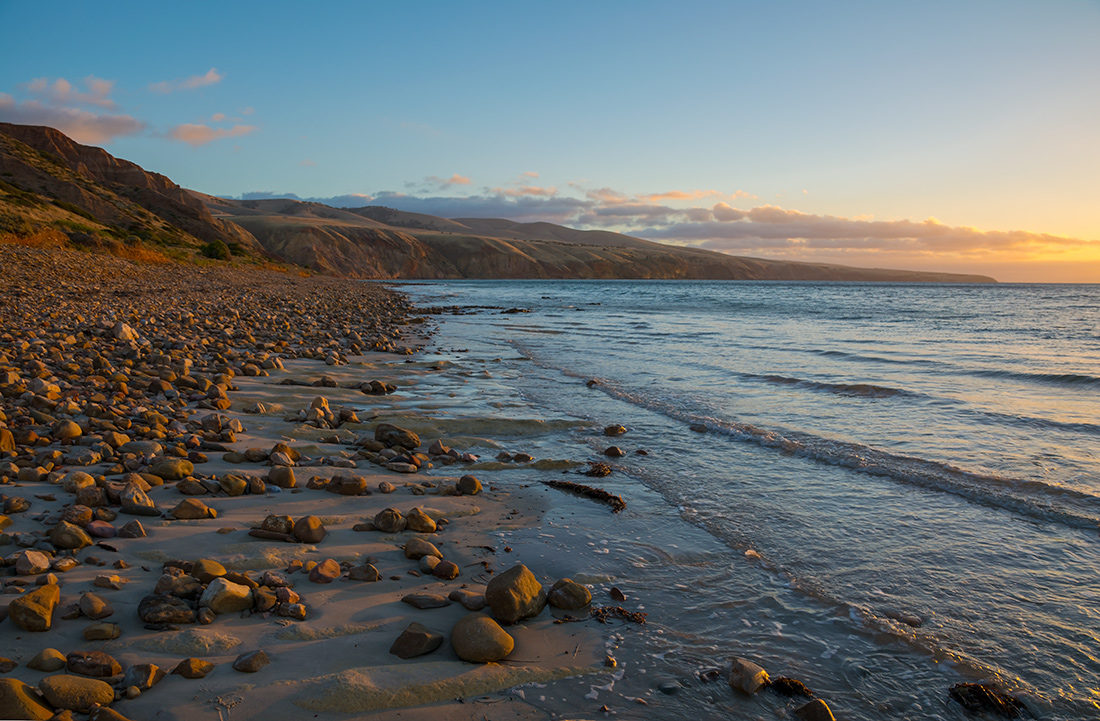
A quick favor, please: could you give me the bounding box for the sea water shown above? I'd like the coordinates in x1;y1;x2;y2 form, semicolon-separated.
389;280;1100;720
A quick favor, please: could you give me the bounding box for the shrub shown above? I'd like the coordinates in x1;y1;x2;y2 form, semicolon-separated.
200;240;231;260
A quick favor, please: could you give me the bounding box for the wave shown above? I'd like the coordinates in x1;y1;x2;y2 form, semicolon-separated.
582;377;1100;530
748;373;918;399
971;368;1100;388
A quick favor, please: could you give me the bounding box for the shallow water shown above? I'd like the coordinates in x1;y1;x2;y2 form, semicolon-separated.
390;280;1100;719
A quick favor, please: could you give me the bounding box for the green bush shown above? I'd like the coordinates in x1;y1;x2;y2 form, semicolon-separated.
199;240;231;260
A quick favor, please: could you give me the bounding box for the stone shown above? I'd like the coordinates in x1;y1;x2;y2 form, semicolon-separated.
62;471;96;494
432;560;460;580
419;555;440;573
292;515;326;543
448;589;488;612
404;537;442;560
90;706;136;721
149;459;193;480
327;475;367;495
793;700;836;721
457;475;482;495
604;424;627;436
267;466;295;488
117;520;146;538
218;475;248;496
948;683;1027;718
0;678;53;720
199;578;253;614
83;623;121;640
375;423;420;450
8;584;59;631
0;658;14;673
50;521;93;549
401;593;451;609
548;578;592;610
389;622;444;659
153;573;202;598
406;507;436;533
374;507;408;534
378;481;396;494
348;564;380;582
729;657;770;694
27;648;67;672
450;614;514;663
86;520;117;538
232;650;269;673
121;663;165;691
66;651;121;678
51;420;83;440
485;564;547;625
39;674;115;711
79;592;114;620
93;574;127;590
137;594;196;624
170;499;215;519
309;558;341;583
190;559;227;584
15;549;51;576
171;658;214;679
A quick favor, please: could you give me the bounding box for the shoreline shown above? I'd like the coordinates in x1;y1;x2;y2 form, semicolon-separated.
0;246;615;720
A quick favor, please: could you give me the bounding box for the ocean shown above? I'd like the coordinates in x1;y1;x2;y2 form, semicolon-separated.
389;280;1100;720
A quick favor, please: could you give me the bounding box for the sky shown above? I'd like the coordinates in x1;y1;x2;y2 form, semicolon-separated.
2;0;1098;282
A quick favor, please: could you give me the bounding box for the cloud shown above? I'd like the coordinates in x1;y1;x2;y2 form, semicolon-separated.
637;189;724;203
299;158;317;167
211;112;226;122
490;185;558;197
167;122;255;146
0;93;144;144
25;75;118;109
149;68;223;94
425;173;471;188
521;171;539;179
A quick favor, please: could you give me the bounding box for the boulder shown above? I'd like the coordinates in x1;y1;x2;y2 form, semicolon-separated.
14;549;51;576
373;508;407;533
375;423;420;450
432;560;460;580
190;559;227;584
170;499;216;519
0;678;53;720
50;521;93;549
406;507;436;533
484;564;547;625
293;515;326;543
78;592;114;620
267;466;295;488
232;650;269;673
199;578;253;614
389;622;444;659
83;622;121;641
8;584;60;631
457;475;482;495
308;558;341;583
404;537;442;560
171;658;214;679
348;564;380;582
729;657;770;694
137;594;196;624
121;663;166;691
39;674;114;711
66;650;121;678
450;614;514;663
795;699;837;721
149;459;193;480
26;648;67;672
548;578;592;610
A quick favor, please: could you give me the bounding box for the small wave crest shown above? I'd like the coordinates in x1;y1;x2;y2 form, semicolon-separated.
752;373;916;399
973;368;1100;388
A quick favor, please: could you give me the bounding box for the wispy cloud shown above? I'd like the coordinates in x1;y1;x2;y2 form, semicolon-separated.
426;173;471;187
149;68;223;94
299;158;317;167
0;92;144;144
167;122;255;146
26;75;117;109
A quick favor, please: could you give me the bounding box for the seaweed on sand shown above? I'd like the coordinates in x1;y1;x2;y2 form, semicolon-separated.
542;480;625;513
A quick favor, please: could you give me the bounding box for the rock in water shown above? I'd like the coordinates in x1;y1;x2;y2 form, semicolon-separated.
548;578;592;610
948;683;1027;718
389;622;444;659
794;699;837;721
484;563;547;625
38;674;115;712
0;678;54;720
8;584;60;631
450;614;514;663
729;657;770;694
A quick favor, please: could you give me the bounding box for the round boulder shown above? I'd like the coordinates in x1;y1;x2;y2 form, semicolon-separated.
451;614;514;663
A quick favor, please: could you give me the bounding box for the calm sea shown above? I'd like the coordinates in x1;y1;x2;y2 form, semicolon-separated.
391;280;1100;720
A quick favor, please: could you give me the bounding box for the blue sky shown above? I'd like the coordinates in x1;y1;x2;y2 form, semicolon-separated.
2;0;1098;280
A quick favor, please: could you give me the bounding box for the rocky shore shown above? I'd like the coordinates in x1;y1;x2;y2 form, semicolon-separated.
0;244;849;721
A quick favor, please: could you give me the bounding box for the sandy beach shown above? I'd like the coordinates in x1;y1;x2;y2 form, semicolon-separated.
0;246;622;721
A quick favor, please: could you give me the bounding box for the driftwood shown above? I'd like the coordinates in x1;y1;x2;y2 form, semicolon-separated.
542;480;625;513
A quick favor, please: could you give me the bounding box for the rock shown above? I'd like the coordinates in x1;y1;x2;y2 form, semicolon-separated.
308;558;341;583
199;578;253;614
112;321;139;341
771;677;815;697
62;471;96;494
348;564;380;582
729;657;770;694
0;678;53;720
406;507;436;533
79;592;114;620
457;475;482;495
261;515;294;535
232;650;269;673
390;622;444;659
66;651;121;678
603;446;626;457
89;706;137;721
8;584;59;631
170;499;215;519
419;555;440;573
449;589;488;611
27;648;67;672
432;560;460;580
39;674;115;711
326;475;367;495
794;699;837;721
267;466;295;488
86;520;116;538
484;564;547;625
171;658;214;679
93;575;127;590
374;508;407;533
153;573;202;598
0;658;14;672
375;423;420;450
117;520;146;538
401;593;451;610
137;594;196;624
260;570;293;587
218;475;248;496
150;459;194;480
51;420;83;440
83;623;121;640
451;614;514;663
603;424;627;436
378;481;396;494
404;537;442;560
120;663;165;691
292;515;326;543
548;578;592;610
949;683;1027;718
190;559;227;583
15;549;51;576
50;521;93;549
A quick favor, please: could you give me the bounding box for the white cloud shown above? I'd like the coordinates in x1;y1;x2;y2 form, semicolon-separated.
167;123;255;146
0;93;144;144
150;68;223;94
